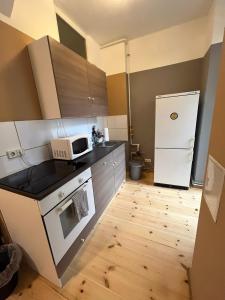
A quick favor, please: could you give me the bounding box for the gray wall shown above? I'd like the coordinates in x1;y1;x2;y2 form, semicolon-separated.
192;43;222;185
130;59;203;170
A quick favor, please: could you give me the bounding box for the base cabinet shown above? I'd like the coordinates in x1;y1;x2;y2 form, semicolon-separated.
91;144;126;222
113;144;126;192
59;145;126;277
91;152;115;220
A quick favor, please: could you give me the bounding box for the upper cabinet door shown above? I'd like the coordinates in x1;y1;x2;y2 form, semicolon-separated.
28;36;108;119
48;38;93;118
87;62;108;116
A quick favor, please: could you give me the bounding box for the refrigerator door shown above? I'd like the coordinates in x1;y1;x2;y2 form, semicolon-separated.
154;148;194;187
155;93;199;148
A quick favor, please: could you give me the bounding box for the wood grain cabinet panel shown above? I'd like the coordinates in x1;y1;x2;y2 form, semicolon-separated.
28;36;108;119
91;145;126;222
106;72;128;116
91;153;115;220
113;144;126;192
48;38;93;117
87;62;108;116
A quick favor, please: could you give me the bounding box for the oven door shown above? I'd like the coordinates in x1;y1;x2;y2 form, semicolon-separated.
43;178;95;265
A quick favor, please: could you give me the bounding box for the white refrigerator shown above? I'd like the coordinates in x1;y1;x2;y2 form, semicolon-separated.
154;91;199;188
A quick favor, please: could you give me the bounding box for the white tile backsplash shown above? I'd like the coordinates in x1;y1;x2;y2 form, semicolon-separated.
23;145;52;165
0;155;25;178
60;118;97;137
0;145;52;178
0;122;20;156
107;115;128;129
96;116;107;131
15;120;58;149
104;115;128;141
0;117;97;179
108;128;128;141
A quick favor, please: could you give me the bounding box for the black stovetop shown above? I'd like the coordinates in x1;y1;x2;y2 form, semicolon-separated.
0;160;86;196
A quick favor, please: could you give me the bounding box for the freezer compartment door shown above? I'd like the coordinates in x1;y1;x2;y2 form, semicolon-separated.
155;93;199;148
154;148;194;187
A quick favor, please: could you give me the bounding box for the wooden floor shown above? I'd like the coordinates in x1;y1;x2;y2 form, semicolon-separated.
9;172;202;300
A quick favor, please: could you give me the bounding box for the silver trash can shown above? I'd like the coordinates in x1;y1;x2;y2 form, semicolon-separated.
129;161;143;180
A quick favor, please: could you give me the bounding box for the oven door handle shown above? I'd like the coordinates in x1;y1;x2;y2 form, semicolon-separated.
58;199;73;214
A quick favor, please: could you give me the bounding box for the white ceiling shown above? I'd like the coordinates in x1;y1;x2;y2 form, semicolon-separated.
54;0;213;45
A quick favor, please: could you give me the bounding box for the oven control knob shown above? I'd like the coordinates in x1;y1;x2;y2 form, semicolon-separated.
58;191;65;199
78;178;84;184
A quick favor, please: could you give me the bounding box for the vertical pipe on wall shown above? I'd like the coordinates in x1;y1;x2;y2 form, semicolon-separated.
125;41;140;158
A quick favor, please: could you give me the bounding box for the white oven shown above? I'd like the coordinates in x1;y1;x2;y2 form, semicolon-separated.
42;169;95;265
51;134;93;160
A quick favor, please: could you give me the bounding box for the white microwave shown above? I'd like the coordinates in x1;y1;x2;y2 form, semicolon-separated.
51;134;93;160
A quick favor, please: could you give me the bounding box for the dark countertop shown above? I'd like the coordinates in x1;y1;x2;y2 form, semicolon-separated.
0;141;125;200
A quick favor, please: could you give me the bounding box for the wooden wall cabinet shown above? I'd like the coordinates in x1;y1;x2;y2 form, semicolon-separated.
28;36;108;119
87;62;108;116
106;72;128;116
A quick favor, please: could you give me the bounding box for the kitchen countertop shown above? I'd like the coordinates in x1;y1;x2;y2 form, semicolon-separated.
0;141;125;200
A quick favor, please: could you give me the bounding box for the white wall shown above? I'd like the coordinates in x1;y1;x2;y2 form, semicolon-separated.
0;1;102;69
0;0;59;40
55;6;102;69
208;0;225;44
100;2;225;75
101;42;126;75
128;17;209;73
100;16;214;75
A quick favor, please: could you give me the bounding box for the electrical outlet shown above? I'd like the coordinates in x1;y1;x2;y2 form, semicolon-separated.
6;149;23;159
144;158;151;163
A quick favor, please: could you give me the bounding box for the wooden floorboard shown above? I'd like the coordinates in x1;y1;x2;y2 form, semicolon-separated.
8;172;202;300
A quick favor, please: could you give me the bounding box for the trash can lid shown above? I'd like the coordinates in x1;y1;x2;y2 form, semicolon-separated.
129;160;144;167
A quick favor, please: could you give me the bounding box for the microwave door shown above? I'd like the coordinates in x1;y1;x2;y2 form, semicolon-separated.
72;138;88;155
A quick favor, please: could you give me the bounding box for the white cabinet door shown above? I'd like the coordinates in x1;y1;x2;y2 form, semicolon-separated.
155;93;199;148
154;148;193;187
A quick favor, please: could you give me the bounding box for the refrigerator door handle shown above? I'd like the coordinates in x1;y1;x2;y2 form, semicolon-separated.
188;150;194;162
189;138;195;148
